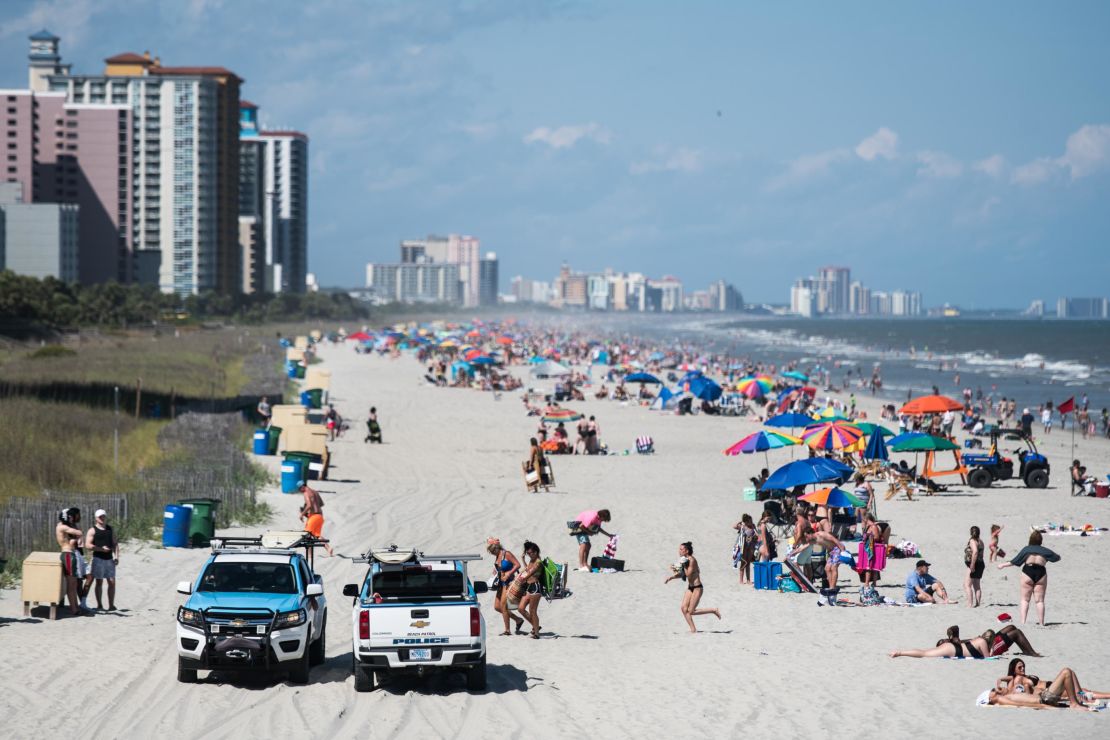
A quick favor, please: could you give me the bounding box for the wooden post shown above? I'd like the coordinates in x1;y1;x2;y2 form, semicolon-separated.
170;386;176;420
135;378;142;419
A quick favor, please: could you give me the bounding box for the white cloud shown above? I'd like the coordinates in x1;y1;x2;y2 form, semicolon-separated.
973;154;1006;178
0;0;95;43
1011;157;1057;186
766;148;850;190
523;123;611;150
915;150;963;178
855;127;899;161
630;147;703;175
1059;124;1110;179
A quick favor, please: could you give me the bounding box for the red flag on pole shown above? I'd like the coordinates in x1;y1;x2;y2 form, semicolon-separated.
1058;397;1075;415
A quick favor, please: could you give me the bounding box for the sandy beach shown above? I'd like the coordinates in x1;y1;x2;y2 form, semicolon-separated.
3;338;1109;738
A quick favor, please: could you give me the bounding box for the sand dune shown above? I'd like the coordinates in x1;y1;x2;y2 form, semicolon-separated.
2;342;1108;738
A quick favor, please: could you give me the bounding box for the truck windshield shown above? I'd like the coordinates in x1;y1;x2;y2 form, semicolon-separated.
372;568;465;600
198;562;298;594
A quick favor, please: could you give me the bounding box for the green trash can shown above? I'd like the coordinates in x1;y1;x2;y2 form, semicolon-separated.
267;426;282;455
294;364;306;379
179;498;220;547
283;451;319;480
306;388;324;409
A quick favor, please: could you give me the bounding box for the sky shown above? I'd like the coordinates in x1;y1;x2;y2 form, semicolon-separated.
1;0;1108;308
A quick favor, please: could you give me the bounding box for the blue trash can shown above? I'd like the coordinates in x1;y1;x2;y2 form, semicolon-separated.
252;430;269;455
299;390;311;407
281;459;304;494
163;504;192;548
286;362;298;378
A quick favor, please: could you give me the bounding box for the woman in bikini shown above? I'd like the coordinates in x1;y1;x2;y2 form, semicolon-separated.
756;511;776;562
889;625;993;658
987;667;1103;709
486;538;525;635
997;530;1060;626
513;541;544;639
664;542;721;633
964;525;985;608
997;659;1110;700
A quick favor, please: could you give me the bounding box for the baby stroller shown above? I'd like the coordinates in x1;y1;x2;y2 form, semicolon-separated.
635;435;654;454
365;419;382;443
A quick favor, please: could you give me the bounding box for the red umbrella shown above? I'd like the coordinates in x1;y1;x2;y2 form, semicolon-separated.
346;331;372;341
901;395;963;415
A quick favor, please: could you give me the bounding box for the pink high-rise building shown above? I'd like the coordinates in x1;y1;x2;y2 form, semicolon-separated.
0;32;133;283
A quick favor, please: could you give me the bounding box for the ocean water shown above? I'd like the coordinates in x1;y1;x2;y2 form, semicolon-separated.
694;318;1110;416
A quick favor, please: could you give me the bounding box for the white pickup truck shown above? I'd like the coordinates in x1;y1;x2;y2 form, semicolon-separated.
344;546;489;692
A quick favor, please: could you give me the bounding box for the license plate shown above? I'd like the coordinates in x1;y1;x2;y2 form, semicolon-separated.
409;648;432;660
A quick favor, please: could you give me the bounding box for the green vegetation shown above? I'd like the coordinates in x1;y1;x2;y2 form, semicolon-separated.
0;270;368;333
0;398;169;503
28;345;77;359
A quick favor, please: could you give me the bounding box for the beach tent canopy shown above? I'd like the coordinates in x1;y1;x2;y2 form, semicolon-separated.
530;360;571;377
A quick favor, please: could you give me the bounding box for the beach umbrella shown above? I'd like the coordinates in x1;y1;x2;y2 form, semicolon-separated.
890;434;959;453
736;375;774;399
469;355;497;365
625;372;661;384
542;408;583;423
799;487;864;508
495;336;514;345
887;431;928;447
852;422;893;437
900;394;963;415
687;376;723;401
815;407;851;421
346;331;372;341
766;413;817;429
723;430;801;456
782;370;809;382
762;458;854;490
530;360;571;377
863;430;890;461
801;421;864;450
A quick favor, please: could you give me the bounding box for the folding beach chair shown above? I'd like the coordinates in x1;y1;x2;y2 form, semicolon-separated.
635;435;654;454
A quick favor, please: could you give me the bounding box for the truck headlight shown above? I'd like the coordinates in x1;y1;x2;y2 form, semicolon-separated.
177;606;202;627
275;609;306;628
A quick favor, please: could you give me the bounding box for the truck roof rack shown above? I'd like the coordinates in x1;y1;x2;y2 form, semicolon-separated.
211;532;330;558
357;544;482;564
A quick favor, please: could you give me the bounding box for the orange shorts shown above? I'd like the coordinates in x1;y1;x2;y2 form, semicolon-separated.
304;513;324;538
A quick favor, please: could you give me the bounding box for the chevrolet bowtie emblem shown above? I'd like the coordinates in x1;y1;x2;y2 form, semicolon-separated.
230;618;247;627
410;620;430;628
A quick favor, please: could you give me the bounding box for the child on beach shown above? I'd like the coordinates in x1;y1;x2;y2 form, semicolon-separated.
989;524;1005;562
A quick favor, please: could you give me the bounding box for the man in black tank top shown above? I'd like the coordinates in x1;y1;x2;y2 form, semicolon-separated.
86;509;119;610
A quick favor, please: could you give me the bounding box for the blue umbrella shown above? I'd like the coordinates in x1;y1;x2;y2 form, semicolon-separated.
863;429;889;461
469;356;496;365
782;370;809;382
648;351;666;361
766;413;817;428
687;375;722;401
626;372;661;384
762;458;853;490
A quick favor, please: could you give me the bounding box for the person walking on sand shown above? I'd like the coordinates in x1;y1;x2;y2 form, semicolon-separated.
997;530;1059;626
85;509;118;611
486;538;525;635
732;513;757;585
964;525;985;608
568;509;613;570
364;406;382;443
514;541;545;639
664;542;721;633
56;507;90;616
299;482;334;557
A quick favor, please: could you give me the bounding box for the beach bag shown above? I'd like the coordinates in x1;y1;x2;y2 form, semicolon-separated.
525;469;540;485
540;557;559;596
779;576;801;593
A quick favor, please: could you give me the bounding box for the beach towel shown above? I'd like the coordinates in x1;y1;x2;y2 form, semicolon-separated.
603;534;620;558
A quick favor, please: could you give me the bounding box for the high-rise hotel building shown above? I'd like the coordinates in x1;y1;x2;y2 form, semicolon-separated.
46;44;241;295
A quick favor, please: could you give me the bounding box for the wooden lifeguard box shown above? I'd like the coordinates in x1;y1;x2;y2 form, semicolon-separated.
22;551;65;619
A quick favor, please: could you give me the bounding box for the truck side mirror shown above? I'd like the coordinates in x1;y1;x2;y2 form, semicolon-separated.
473;581;488;594
176;581;192;595
342;583;359;598
305;583;323;597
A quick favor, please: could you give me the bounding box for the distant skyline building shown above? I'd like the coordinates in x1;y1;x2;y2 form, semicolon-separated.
398;234;486;307
1056;297;1109;319
478;252;498;306
791;266;920;317
365;261;461;304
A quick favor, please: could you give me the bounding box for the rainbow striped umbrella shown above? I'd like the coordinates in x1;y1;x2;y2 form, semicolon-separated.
736;375;774;399
799;486;864;508
542;408;583;423
815;407;850;421
801;421;864;450
723;430;801;456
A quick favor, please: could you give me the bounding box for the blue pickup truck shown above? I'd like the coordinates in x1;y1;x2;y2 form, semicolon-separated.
175;533;328;684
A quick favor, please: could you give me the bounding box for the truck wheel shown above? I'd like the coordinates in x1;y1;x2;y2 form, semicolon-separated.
1025;468;1049;489
177;659;197;684
968;469;992;488
309;612;326;666
353;654;375;693
466;656;487;692
288;631;312;684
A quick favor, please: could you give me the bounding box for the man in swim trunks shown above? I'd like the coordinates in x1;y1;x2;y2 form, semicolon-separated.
56;507;89;616
663;542;721;633
299;482;334;556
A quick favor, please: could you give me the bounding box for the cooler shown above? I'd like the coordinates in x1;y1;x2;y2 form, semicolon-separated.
754;561;783;590
1095;483;1109;499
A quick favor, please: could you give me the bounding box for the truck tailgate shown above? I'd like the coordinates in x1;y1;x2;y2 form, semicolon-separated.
369;603;475;646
